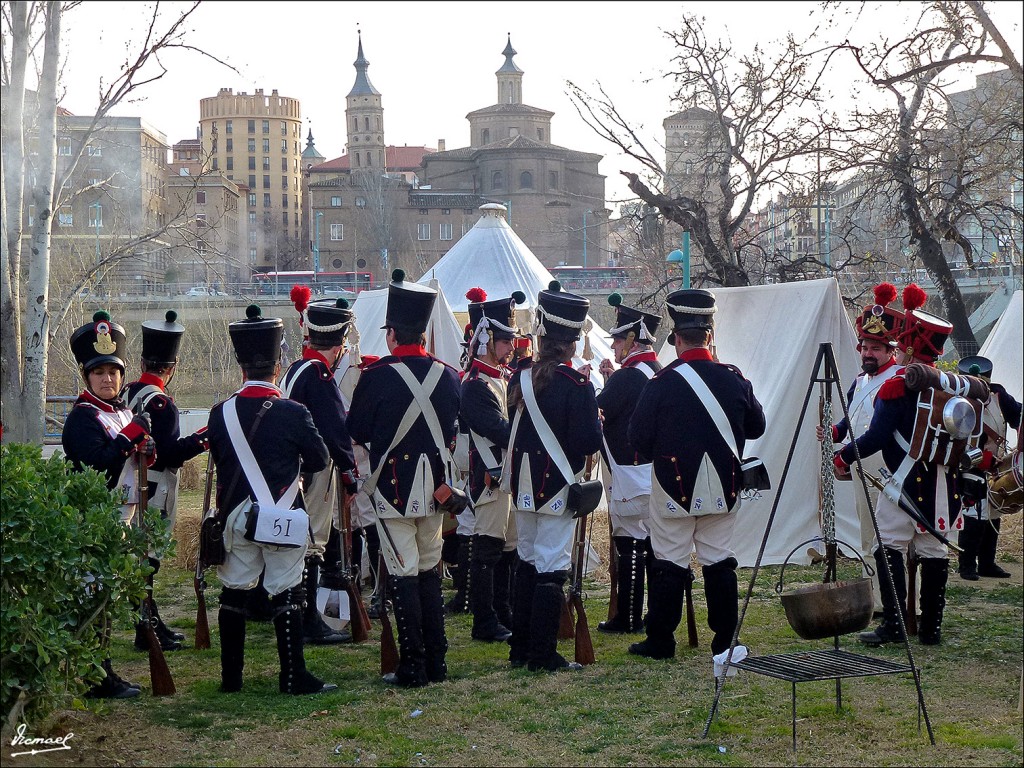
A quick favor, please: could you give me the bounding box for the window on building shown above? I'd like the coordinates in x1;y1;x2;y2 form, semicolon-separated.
440;222;453;241
365;151;372;167
212;157;219;171
196;213;207;228
281;121;287;136
262;139;270;153
364;116;370;131
262;175;270;189
281;157;287;172
262;120;270;134
87;143;102;157
248;119;256;133
226;138;233;152
249;247;257;262
58;137;72;156
248;174;256;189
352;117;358;131
685;161;694;176
282;212;288;227
442;208;451;215
417;223;430;241
508;127;519;138
262;156;270;170
520;171;533;189
281;139;287;153
464;208;474;215
419;209;429;215
226;157;234;171
549;171;558;189
491;171;504;190
28;205;35;225
247;138;256;153
196;190;207;205
249;230;257;243
281;175;288;189
480;128;489;144
248;193;257;207
248;157;256;171
331;196;342;207
87;168;103;186
355;196;366;208
263;193;271;207
249;212;257;225
226;120;233;134
88;204;102;228
281;194;288;208
196;240;208;257
330;223;344;241
58;208;73;226
538;128;545;141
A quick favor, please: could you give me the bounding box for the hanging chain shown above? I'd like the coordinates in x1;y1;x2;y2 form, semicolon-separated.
819;391;837;546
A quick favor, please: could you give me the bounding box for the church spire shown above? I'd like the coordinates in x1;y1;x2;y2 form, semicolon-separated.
345;29;385;169
348;29;380;97
495;33;523;105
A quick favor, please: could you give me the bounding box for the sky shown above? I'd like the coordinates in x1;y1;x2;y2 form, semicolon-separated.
53;1;1024;206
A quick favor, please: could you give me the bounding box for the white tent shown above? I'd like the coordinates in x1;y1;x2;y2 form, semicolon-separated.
416;203;614;384
350;278;465;369
657;278;864;567
979;289;1023;406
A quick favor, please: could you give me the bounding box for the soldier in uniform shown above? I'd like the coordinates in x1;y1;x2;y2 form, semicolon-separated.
505;281;603;672
461;287;527;643
627;289;766;661
281;294;360;645
63;310;156;699
207;304;336;694
817;283;902;609
835;285;969;646
347;270;462;687
122;310;210;652
955;355;1021;580
595;292;662;634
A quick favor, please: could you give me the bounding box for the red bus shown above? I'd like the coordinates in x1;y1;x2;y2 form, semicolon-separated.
252;270;374;296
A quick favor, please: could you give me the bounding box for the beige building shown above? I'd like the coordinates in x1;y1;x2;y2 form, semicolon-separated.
199;87;304;272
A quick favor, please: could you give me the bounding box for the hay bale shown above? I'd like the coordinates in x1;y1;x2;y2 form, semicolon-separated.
172;509;203;572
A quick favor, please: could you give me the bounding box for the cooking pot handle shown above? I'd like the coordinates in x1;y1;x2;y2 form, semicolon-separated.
774;537;875;594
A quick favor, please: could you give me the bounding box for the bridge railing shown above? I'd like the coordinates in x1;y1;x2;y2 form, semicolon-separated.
44;396;77;444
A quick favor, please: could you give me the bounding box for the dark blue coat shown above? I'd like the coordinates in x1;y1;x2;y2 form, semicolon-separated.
597;355;660;466
628;353;765;513
347;350;461;515
280;352;356;474
506;361;603;507
207;386;328;516
62;391;136;490
460;361;511;504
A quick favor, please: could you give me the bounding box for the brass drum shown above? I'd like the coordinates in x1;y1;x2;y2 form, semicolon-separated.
989;450;1023;516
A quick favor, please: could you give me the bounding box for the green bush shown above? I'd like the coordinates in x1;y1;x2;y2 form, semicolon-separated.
1;444;167;725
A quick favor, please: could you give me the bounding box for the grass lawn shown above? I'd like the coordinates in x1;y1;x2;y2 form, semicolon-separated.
4;483;1021;767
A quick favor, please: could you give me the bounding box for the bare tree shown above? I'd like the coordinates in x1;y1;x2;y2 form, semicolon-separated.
834;0;1023;355
569;13;839;288
1;1;231;443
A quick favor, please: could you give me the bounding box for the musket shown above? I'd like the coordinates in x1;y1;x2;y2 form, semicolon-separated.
906;550;919;636
337;468;371;643
194;452;214;650
860;468;962;553
377;552;399;676
568;454;597;665
605;511;618;623
684;569;698;648
137;456;176;696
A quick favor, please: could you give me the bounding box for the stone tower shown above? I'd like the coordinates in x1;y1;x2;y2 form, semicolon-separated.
345;31;385;170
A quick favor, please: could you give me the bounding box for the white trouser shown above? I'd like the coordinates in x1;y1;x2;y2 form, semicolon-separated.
515;506;576;574
376;514;444;578
218;502;307;596
473;490;518;549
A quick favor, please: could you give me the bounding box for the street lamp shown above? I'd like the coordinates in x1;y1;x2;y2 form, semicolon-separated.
313;211;323;287
582;209;593;268
666;231;691;289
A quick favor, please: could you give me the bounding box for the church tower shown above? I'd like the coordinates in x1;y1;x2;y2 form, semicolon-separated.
345;31;385;169
496;33;523;105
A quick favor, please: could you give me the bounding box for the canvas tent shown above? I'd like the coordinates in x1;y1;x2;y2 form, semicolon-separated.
979;289;1022;406
416;203;615;385
657;278;864;567
350;278;465;369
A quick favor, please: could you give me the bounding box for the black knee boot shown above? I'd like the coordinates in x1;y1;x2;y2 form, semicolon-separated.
302;557;350;645
703;557;739;656
528;571;581;672
629;559;689;659
351;526;365;583
918;557;949;645
859;547;908;646
384;574;429;687
147;558;185;643
471;535;512;641
509;559;537;668
494;548;518;630
418;568;448;683
958;516;982;580
219;588;248;692
444;534;472;614
978;519;1010;578
600;537;646;634
245;572;274;622
134;563;182;652
319;526;346;589
365;526;384;618
273;587;337;695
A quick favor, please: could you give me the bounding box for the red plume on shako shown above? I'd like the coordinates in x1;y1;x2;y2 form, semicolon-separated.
465;287;487;303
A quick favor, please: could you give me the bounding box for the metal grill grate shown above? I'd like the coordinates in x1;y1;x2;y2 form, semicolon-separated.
734;648;913;682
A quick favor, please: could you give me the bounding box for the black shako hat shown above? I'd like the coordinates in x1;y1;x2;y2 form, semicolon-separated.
607;292;660;344
383;269;436;334
228;304;284;368
957;355;993;381
140;310;185;365
70;310;129;374
535;280;590;343
305;298;354;347
467;288;526;342
666;288;716;332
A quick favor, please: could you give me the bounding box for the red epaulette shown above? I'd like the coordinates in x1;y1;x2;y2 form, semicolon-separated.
878;377;907;400
149;393;169;410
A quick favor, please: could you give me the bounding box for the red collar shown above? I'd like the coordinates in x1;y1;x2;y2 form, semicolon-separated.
876;358;897;375
79;388;121;412
138;372;166;390
237;381;282;398
470;359;502;378
678;348;714;363
301;348;332;366
392;344;428;357
623;350;659;368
